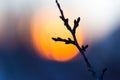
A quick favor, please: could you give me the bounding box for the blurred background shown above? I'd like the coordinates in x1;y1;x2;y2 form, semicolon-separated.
0;0;120;80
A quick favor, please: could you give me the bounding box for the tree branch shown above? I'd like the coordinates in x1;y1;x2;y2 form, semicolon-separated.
52;37;75;44
52;0;107;80
55;0;90;67
73;17;80;34
56;0;71;31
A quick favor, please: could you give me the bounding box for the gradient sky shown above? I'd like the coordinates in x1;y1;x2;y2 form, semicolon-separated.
0;0;120;41
0;0;120;80
39;0;120;41
0;0;120;61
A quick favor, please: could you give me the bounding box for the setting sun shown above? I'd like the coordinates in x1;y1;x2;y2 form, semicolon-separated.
31;10;84;62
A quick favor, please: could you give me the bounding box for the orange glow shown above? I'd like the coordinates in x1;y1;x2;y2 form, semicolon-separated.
31;11;84;62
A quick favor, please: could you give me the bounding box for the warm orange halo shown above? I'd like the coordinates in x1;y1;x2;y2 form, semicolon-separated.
31;11;84;62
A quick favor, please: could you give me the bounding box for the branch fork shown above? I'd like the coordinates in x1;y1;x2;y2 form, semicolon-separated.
52;0;107;80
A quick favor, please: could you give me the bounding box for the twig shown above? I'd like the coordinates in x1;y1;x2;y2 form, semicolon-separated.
52;37;75;44
52;0;107;80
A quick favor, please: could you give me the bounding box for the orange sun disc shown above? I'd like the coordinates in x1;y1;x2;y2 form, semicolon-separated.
31;11;84;62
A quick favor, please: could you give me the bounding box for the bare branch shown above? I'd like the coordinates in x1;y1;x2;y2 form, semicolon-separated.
52;37;75;44
56;0;71;31
73;17;80;34
56;0;64;18
52;0;107;80
81;45;88;52
55;0;91;68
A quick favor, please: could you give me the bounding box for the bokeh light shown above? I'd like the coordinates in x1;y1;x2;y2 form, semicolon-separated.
31;10;84;62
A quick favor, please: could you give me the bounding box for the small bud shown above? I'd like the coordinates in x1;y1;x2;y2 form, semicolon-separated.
65;18;68;23
68;38;71;41
77;17;80;23
60;16;64;20
74;19;77;24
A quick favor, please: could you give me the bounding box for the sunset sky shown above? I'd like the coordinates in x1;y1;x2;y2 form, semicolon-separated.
0;0;120;61
0;0;120;80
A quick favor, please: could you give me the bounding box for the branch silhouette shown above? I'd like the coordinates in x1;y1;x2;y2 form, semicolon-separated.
52;37;75;44
52;0;107;80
